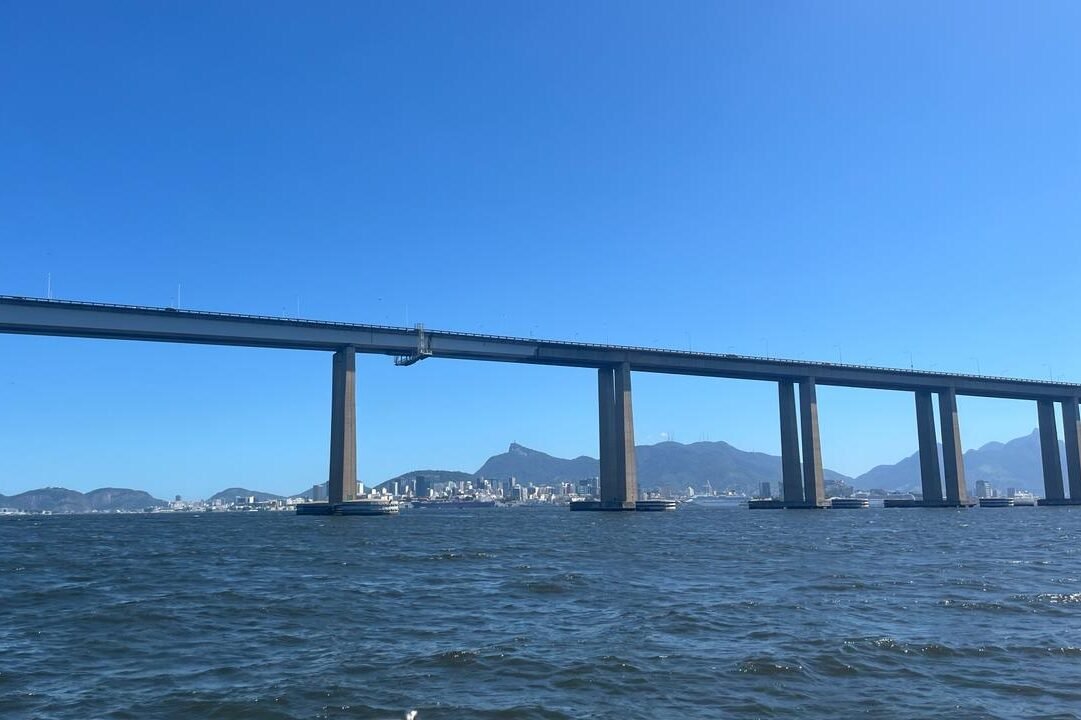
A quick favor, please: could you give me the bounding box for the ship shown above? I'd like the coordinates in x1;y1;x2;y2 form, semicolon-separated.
410;497;497;509
1011;490;1038;506
683;493;748;508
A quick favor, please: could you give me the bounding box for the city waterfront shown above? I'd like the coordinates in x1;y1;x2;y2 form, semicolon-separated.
3;507;1081;719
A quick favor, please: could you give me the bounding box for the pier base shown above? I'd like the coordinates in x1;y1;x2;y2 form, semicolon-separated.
883;499;977;508
1036;498;1081;507
296;500;398;516
747;499;826;509
569;500;676;511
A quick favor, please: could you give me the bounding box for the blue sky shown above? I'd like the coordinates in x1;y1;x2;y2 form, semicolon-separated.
2;2;1080;499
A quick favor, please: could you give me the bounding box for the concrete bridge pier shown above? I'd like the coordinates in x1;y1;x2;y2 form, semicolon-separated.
1062;399;1081;502
778;381;804;504
914;391;944;505
328;346;357;504
592;363;637;510
798;378;826;507
755;379;824;509
1037;400;1065;502
614;362;638;507
938;388;970;506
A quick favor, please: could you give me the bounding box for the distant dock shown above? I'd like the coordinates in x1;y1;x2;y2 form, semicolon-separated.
297;499;399;516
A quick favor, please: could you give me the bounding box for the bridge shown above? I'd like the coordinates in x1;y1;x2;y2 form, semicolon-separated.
2;295;1080;509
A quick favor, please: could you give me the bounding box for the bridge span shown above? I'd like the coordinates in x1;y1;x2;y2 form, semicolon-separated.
2;295;1080;509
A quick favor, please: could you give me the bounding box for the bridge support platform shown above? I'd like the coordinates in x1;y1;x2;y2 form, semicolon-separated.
297;499;398;515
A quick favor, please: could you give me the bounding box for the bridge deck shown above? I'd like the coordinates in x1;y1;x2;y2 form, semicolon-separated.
0;295;1075;401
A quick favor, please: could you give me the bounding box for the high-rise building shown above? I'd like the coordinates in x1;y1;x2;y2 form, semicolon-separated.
759;482;771;499
415;475;432;499
975;480;994;498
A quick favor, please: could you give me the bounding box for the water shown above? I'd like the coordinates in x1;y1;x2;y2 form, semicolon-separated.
3;507;1081;719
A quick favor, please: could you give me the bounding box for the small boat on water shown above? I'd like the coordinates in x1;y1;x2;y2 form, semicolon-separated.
829;497;870;509
411;497;496;509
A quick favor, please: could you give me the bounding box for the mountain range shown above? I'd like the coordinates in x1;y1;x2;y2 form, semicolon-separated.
0;487;165;513
458;441;851;494
855;429;1052;494
0;429;1059;512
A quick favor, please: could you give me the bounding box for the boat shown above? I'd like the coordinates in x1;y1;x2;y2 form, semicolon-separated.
635;499;678;511
883;493;919;508
683;493;748;508
411;497;496;509
829;496;869;509
979;497;1014;508
1011;491;1037;506
296;498;400;515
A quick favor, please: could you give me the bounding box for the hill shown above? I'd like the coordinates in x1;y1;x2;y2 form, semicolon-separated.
86;487;166;511
476;444;598;486
473;440;852;496
0;487;166;513
853;429;1059;494
207;487;284;503
372;470;475;493
635;440;850;494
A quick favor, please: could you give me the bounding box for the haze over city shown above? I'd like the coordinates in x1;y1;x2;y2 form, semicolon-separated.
3;2;1080;500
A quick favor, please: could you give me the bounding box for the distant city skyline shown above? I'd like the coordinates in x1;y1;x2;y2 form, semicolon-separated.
3;2;1081;498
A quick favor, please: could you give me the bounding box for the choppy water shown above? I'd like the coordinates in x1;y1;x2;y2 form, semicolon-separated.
3;506;1081;719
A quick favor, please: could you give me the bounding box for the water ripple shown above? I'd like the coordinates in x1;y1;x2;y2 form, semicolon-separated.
3;508;1081;719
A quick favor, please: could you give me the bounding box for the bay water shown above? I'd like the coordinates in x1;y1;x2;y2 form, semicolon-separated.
3;506;1081;719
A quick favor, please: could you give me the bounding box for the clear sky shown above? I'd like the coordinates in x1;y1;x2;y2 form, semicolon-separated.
2;2;1080;499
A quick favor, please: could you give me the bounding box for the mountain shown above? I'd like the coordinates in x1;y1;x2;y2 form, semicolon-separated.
853;429;1059;494
373;470;475;493
3;430;1056;509
0;487;166;513
85;488;164;511
207;487;284;503
635;441;850;494
473;441;851;496
476;444;598;486
857;450;927;492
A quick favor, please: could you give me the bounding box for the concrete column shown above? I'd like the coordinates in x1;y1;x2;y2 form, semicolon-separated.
938;388;967;505
597;367;618;502
778;381;803;503
915;391;943;505
798;378;825;507
1062;398;1081;500
613;362;638;507
328;346;357;504
1038;400;1065;501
